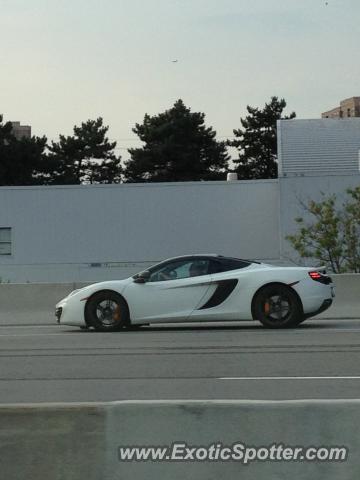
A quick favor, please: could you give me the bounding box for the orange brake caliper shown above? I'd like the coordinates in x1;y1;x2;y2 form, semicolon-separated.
264;301;270;315
113;305;121;322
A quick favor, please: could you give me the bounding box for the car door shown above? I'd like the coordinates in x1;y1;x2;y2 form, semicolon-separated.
123;259;213;323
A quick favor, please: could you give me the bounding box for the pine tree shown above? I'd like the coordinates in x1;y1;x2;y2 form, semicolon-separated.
228;97;296;179
0;115;48;186
124;99;229;182
48;118;122;184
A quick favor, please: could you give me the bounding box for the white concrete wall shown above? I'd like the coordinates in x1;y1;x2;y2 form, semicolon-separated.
0;181;279;282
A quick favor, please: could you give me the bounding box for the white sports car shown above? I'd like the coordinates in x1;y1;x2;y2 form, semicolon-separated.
55;254;335;331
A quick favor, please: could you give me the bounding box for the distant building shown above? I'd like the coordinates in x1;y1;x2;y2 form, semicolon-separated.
277;118;360;177
322;97;360;119
10;121;31;140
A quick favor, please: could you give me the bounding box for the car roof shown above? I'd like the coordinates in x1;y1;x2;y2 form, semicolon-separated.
163;254;221;262
163;254;257;263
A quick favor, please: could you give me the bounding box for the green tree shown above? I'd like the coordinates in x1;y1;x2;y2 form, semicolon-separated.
123;99;229;182
286;188;360;273
343;187;360;272
48;118;122;184
228;97;296;179
0;115;48;186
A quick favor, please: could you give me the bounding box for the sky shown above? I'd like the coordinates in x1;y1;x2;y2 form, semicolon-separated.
1;0;360;157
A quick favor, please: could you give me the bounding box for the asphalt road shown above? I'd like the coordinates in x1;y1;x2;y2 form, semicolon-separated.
1;318;360;403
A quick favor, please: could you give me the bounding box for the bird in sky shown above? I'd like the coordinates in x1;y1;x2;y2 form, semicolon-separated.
172;60;178;63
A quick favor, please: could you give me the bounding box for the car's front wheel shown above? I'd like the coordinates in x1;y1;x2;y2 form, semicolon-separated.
252;284;303;329
85;290;129;332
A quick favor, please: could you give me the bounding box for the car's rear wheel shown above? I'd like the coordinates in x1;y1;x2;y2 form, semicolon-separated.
85;291;129;332
253;284;303;329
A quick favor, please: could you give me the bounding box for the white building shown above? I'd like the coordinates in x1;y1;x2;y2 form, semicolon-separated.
0;118;359;283
277;118;360;176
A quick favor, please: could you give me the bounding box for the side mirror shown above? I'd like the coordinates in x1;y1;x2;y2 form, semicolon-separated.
134;270;151;284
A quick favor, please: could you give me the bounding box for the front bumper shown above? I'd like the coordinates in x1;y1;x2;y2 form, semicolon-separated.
55;307;63;324
55;295;87;327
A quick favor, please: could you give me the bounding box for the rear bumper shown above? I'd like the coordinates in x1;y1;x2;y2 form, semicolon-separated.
293;278;335;316
304;298;333;319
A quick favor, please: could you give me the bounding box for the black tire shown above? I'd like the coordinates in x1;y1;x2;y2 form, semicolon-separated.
252;284;303;329
85;290;130;332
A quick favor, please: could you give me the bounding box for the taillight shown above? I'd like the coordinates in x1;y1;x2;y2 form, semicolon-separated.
308;271;332;284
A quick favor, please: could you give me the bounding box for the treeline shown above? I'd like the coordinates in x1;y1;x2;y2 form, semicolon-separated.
0;97;295;186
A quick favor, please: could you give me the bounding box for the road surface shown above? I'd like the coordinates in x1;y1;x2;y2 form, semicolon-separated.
1;319;360;403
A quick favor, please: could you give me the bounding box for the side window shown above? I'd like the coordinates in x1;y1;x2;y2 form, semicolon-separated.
188;260;210;278
149;261;186;282
209;260;223;274
148;260;210;282
211;258;251;273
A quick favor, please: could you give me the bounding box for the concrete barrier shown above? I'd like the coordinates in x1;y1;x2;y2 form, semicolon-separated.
319;273;360;319
0;403;106;480
0;283;89;325
0;274;358;326
1;400;360;479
